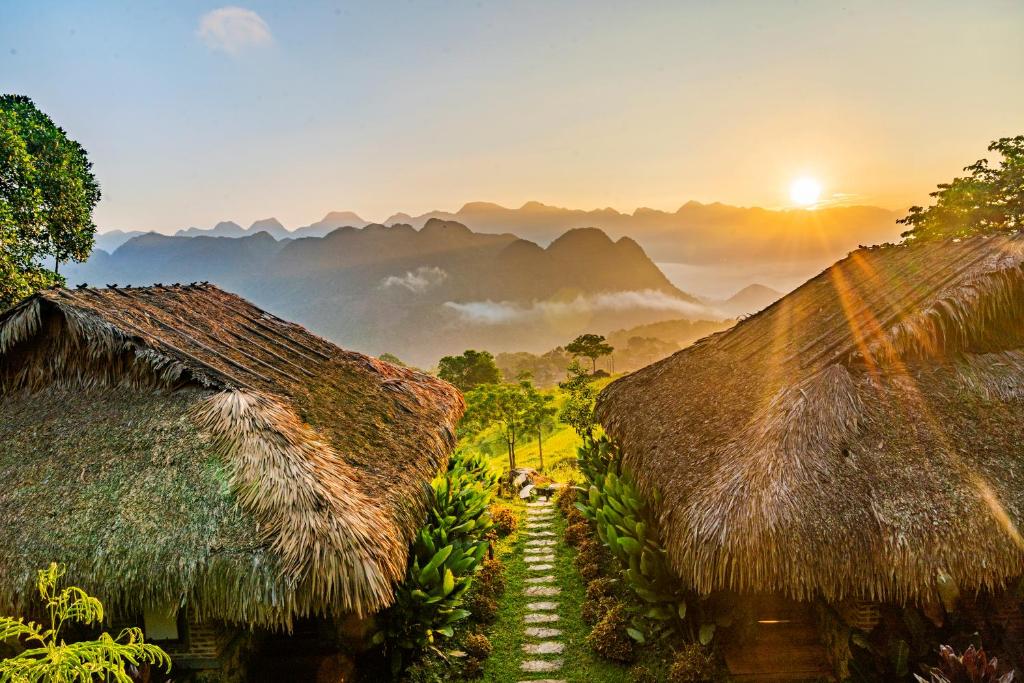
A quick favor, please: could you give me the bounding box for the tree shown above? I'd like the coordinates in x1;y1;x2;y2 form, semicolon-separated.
378;352;406;367
559;360;597;437
566;333;614;374
0;563;171;682
462;382;531;471
1;95;101;309
437;349;501;392
899;135;1024;241
521;384;557;471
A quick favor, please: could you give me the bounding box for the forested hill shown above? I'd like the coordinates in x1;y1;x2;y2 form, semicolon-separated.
67;220;709;366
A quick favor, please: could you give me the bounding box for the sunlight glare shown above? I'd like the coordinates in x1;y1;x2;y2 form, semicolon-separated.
790;177;822;207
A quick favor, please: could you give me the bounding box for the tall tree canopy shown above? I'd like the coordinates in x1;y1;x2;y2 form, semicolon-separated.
899;135;1023;241
462;381;532;471
565;333;614;373
1;95;100;309
437;349;501;391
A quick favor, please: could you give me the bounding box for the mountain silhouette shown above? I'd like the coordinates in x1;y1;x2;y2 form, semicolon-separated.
67;220;701;365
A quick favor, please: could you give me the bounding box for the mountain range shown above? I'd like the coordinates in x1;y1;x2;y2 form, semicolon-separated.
94;200;903;269
67;221;704;366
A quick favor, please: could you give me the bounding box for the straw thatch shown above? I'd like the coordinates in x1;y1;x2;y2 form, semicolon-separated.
596;234;1024;606
0;284;463;627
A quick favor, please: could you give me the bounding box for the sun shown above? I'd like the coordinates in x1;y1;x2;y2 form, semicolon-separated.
790;177;822;207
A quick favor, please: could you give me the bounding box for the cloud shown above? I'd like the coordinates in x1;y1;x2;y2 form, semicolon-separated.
381;266;448;293
198;7;272;55
444;289;717;324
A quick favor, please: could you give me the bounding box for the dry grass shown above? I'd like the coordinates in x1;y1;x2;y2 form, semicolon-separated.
597;234;1024;606
0;285;465;627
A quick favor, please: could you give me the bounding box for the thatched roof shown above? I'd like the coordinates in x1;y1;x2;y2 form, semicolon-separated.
596;234;1024;606
0;285;463;627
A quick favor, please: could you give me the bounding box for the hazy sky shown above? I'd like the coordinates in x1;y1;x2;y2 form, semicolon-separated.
3;1;1022;232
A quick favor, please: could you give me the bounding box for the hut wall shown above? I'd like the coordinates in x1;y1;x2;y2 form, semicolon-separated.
722;595;833;681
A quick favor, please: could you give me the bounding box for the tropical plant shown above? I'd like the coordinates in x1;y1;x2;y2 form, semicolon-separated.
377;451;497;673
1;95;101;309
566;333;614;374
0;563;171;683
576;435;716;644
915;644;1015;683
899;135;1024;241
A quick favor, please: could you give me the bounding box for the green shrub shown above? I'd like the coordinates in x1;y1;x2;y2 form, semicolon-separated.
586;603;637;663
587;577;617;600
489;504;518;537
555;484;578;516
564;521;591;547
461;656;484;679
463;632;493;660
668;643;719;682
582;595;618;626
378;450;498;673
565;505;588;528
464;592;498;624
475;558;505;599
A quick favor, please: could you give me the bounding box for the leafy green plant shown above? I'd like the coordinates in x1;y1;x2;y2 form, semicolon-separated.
378;450;498;673
915;644;1015;683
575;435;700;643
0;563;171;683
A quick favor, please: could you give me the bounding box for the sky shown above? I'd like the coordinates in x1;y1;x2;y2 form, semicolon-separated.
2;0;1022;232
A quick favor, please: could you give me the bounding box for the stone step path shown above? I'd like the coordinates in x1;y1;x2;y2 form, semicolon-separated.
518;499;566;683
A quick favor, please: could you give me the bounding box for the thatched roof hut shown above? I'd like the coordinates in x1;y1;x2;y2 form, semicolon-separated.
596;234;1024;607
0;284;463;628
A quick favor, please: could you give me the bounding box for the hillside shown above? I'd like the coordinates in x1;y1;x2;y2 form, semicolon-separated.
66;221;710;366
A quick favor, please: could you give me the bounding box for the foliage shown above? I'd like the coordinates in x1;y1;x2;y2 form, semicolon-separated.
668;643;719;683
558;360;598;437
520;383;558;470
379;352;407;367
463;593;498;625
586;577;617;601
899;135;1024;241
462;632;492;660
915;644;1015;683
586;603;637;663
0;563;171;683
566;333;615;373
378;450;498;673
474;558;505;600
462;380;550;472
437;350;501;392
564;521;591;547
0;95;100;310
583;595;619;627
575;435;698;644
488;505;517;537
555;484;578;516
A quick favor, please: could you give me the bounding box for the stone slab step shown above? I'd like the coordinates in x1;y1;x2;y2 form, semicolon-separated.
521;660;563;672
523;627;561;638
523;641;565;655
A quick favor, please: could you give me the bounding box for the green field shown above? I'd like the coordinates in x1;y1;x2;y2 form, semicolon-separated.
463;376;616;482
